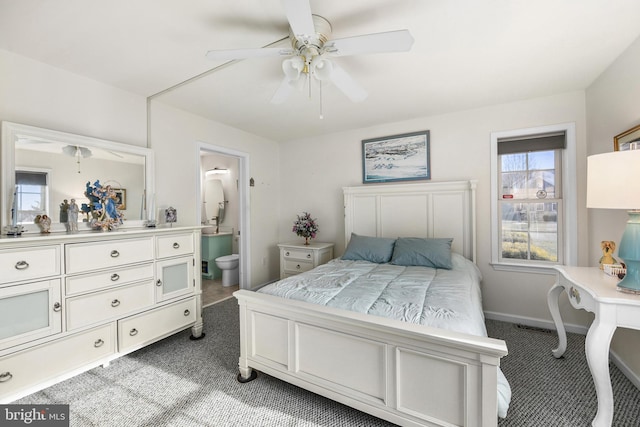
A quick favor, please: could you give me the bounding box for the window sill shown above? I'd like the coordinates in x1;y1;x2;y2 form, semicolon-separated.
490;262;558;275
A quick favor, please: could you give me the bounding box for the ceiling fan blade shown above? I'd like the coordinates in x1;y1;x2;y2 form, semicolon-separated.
282;0;315;39
325;30;414;56
206;47;293;61
327;63;368;103
270;76;295;105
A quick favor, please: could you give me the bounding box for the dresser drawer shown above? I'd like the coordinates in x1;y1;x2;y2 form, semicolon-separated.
65;263;154;296
118;297;196;352
156;233;194;259
0;324;114;401
283;259;314;274
65;238;153;274
0;246;60;285
282;248;313;261
66;281;154;330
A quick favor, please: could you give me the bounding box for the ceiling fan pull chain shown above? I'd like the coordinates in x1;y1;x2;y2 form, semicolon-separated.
319;82;324;120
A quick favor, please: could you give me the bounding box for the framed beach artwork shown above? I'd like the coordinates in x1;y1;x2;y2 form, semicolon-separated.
362;130;430;183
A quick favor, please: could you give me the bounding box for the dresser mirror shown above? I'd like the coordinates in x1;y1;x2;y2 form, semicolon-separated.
1;122;155;234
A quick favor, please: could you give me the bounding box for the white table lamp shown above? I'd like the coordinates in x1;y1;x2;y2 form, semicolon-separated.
587;149;640;293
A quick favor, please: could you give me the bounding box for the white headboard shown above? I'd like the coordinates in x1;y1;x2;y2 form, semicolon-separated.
343;180;477;262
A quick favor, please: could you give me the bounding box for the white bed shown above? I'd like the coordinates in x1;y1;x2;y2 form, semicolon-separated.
234;180;509;427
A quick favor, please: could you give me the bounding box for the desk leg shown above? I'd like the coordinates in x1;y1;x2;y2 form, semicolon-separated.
585;317;616;427
547;283;567;358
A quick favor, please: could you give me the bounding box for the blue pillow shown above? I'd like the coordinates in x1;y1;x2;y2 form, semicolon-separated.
390;237;453;269
341;233;396;263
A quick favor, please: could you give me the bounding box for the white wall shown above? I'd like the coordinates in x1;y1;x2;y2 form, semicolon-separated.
149;101;281;287
0;48;283;288
586;35;640;376
0;49;146;146
279;90;591;327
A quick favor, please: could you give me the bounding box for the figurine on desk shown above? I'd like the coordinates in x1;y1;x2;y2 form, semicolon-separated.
599;240;617;270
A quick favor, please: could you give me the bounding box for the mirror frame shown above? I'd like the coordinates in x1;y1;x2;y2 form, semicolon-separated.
1;121;155;234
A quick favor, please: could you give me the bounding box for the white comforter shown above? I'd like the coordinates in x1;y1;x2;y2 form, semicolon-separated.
259;253;511;418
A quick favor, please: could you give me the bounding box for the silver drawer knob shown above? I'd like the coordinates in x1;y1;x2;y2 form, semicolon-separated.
0;372;13;383
111;273;120;281
111;299;121;307
296;264;301;270
14;260;29;270
94;339;104;348
173;242;180;249
285;251;290;256
110;250;120;258
53;302;62;312
156;279;162;287
129;328;138;336
184;309;190;316
307;254;311;259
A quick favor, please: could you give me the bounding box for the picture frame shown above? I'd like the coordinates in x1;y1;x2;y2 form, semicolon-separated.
614;124;640;151
362;130;430;184
113;188;126;210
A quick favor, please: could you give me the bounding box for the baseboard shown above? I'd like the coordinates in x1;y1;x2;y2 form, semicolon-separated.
485;311;640;391
484;310;588;335
610;349;640;390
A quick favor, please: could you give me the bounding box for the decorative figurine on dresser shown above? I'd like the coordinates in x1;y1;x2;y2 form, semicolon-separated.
67;199;79;232
34;214;51;233
60;199;70;231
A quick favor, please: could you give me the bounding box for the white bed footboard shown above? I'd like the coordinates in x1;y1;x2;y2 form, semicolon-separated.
235;290;507;427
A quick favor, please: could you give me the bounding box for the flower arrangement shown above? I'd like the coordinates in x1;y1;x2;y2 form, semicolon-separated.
292;212;318;245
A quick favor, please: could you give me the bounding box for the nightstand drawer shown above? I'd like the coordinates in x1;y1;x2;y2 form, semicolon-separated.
282;248;313;261
283;259;314;274
278;242;334;279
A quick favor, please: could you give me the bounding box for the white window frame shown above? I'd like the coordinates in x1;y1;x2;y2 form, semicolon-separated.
490;123;577;274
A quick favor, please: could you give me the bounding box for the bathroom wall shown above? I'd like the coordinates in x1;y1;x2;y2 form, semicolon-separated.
201;153;240;253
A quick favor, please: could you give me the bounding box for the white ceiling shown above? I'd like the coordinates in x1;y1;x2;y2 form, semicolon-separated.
2;0;640;142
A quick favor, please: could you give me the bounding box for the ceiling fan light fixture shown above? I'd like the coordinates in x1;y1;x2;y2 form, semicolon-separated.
310;56;333;81
282;56;305;81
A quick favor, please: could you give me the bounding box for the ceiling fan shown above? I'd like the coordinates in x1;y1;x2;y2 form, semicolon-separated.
205;0;414;105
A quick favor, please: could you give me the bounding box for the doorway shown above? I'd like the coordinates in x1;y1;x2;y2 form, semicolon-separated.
196;142;251;306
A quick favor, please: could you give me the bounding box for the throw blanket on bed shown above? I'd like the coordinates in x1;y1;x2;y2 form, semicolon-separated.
259;252;511;418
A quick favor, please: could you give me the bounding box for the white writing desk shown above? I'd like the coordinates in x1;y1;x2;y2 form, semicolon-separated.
547;265;640;427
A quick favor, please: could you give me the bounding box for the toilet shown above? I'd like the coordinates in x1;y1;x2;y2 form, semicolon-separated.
215;254;239;287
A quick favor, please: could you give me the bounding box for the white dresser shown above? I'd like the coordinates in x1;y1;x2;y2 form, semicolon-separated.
277;241;334;279
0;226;203;403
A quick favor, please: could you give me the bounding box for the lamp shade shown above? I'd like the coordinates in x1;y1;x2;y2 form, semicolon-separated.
586;149;640;210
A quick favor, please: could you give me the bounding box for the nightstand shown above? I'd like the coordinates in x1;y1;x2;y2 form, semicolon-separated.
548;265;640;427
277;242;334;279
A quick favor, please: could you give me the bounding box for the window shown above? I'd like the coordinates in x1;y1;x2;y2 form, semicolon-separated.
491;124;577;272
15;170;48;224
